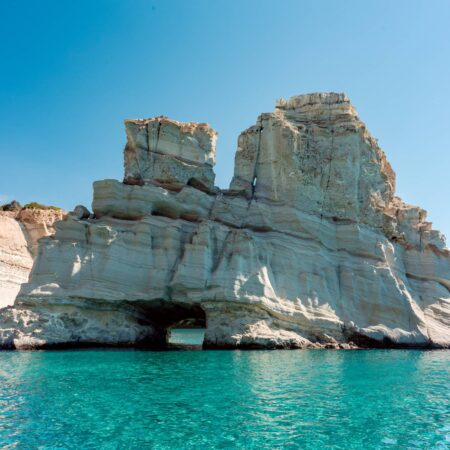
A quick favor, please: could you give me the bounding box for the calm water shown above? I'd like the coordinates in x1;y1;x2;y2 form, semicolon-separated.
0;349;449;449
169;328;205;346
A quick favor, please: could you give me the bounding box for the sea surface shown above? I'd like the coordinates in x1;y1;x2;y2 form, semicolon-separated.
0;346;449;449
169;328;205;346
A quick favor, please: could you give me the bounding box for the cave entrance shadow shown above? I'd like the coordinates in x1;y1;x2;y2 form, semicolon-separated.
136;301;207;350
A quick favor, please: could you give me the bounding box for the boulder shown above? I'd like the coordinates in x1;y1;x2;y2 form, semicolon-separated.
70;205;91;220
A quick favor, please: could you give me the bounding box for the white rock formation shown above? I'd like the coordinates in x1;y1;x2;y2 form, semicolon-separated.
1;93;449;349
0;215;32;309
124;117;217;192
0;208;64;308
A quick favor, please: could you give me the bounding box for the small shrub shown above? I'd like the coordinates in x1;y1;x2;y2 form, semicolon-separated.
23;202;61;211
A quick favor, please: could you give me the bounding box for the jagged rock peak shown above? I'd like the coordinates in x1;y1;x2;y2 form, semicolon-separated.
276;92;351;109
230;93;396;232
275;92;357;123
125;116;217;140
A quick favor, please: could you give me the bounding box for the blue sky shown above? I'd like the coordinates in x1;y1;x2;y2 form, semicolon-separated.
1;0;449;239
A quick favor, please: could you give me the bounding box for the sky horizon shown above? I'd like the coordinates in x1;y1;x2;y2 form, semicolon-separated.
1;0;449;240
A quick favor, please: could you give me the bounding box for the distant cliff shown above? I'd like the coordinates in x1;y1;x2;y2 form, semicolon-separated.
0;202;64;307
1;93;449;349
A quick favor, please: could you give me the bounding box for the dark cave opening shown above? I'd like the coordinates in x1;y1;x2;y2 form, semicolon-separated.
166;304;206;348
135;301;206;349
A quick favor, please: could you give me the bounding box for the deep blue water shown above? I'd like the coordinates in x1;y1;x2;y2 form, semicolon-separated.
0;349;449;449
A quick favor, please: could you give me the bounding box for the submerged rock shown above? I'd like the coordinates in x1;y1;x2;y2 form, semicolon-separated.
1;93;449;349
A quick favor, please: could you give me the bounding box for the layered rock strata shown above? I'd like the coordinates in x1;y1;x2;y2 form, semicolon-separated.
124;117;217;192
1;93;449;349
0;207;64;308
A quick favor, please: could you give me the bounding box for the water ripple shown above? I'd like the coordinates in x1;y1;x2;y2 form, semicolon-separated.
0;349;449;449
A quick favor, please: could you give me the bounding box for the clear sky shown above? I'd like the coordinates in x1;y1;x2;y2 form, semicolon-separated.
1;0;449;240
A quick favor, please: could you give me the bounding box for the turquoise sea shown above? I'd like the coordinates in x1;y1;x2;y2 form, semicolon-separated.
0;348;449;449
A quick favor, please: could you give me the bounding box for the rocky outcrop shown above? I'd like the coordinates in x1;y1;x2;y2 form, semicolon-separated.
1;93;449;349
0;206;64;308
124;117;217;192
0;214;32;309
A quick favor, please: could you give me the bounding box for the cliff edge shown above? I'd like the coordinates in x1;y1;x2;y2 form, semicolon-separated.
0;203;64;308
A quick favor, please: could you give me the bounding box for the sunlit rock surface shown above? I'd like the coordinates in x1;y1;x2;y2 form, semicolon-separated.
1;93;449;349
0;208;63;308
123;117;217;192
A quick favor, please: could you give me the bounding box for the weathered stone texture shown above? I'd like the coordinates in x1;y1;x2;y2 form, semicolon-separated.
0;208;63;308
1;93;449;349
124;117;217;192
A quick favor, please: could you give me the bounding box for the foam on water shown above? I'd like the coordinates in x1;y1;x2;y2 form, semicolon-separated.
0;350;449;449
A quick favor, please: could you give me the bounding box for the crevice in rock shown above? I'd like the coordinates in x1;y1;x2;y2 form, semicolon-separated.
319;105;335;221
167;227;200;297
210;229;235;273
250;123;264;201
251;176;257;198
155;120;162;152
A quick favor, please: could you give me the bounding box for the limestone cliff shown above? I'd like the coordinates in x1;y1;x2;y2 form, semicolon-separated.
1;93;449;349
0;204;64;308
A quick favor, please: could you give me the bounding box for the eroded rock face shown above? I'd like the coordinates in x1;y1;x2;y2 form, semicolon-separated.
0;215;32;309
15;208;65;257
1;93;449;349
230;93;396;228
124;117;217;192
0;208;64;308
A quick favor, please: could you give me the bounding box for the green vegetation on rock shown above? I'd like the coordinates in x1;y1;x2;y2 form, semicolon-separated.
22;202;62;211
